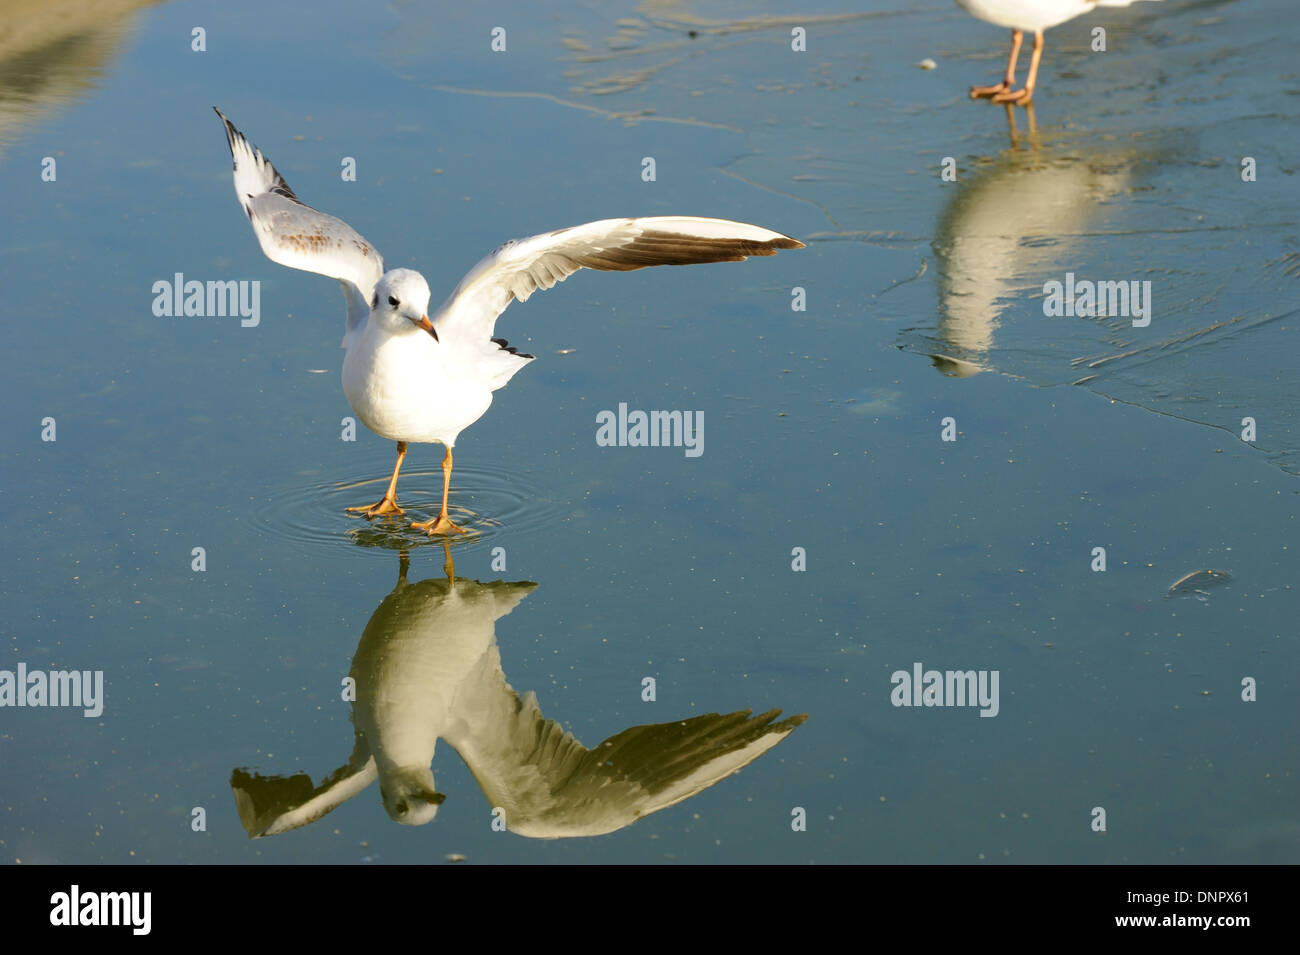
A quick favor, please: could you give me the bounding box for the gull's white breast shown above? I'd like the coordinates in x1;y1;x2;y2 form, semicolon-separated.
352;584;500;774
342;323;493;447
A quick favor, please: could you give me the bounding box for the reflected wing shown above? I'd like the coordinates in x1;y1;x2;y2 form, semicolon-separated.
230;736;377;838
447;700;806;838
433;216;803;343
214;107;385;347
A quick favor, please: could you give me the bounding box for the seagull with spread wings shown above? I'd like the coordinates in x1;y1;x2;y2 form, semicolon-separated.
214;108;803;534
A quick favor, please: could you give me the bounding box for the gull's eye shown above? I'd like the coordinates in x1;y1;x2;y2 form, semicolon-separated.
388;295;400;308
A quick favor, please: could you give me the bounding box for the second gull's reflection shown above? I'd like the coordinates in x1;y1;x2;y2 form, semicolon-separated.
929;127;1130;375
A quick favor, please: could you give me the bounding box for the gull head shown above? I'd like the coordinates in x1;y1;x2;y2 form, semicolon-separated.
372;268;437;340
380;766;446;825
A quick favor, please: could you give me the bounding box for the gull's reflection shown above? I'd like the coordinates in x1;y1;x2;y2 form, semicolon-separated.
1003;103;1038;149
927;116;1130;376
0;0;164;154
232;549;806;838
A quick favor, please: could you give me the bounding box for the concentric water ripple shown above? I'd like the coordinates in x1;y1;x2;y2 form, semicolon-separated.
248;463;563;554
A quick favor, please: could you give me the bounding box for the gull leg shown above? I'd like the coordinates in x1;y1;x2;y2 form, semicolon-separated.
971;29;1022;98
993;30;1042;105
347;441;407;517
411;447;467;536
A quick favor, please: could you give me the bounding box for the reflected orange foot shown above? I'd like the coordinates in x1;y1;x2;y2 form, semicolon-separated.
346;497;405;518
411;514;467;536
991;86;1033;106
970;81;1010;99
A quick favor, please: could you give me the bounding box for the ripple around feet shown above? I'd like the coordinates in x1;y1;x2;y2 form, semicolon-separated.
249;463;562;554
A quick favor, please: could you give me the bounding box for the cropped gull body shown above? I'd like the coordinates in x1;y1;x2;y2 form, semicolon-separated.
957;0;1162;105
214;108;803;534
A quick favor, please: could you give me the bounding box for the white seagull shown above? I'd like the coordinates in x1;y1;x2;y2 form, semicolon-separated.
214;108;803;534
956;1;1162;105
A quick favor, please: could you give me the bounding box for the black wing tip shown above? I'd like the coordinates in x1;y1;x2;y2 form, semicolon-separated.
747;234;805;254
779;712;810;729
213;106;252;173
743;235;805;255
698;707;808;730
628;229;806;264
212;106;241;142
491;337;535;360
748;707;809;732
211;107;302;204
213;105;240;151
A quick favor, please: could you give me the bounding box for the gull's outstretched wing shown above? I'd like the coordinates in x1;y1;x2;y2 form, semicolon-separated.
432;216;804;343
213;107;385;348
446;700;807;839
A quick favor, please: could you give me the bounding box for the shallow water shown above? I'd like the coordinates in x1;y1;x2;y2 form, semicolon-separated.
1;0;1296;863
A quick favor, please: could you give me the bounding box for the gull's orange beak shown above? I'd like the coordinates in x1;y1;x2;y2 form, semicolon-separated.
417;315;438;342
